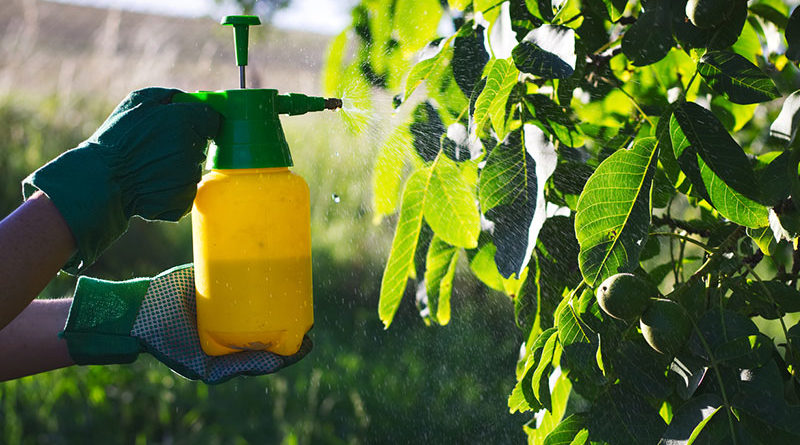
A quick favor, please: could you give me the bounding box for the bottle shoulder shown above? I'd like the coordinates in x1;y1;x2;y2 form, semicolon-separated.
197;168;309;195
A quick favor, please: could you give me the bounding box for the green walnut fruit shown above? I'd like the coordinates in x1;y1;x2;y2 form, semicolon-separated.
595;273;657;321
685;0;733;29
640;299;692;355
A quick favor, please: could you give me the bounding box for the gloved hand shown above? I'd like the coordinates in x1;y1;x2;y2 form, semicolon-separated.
59;264;311;384
23;88;220;273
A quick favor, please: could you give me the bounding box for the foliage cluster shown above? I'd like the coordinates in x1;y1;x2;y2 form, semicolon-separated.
328;0;800;442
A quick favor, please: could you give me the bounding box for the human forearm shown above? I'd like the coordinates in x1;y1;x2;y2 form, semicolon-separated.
0;191;76;330
0;298;74;381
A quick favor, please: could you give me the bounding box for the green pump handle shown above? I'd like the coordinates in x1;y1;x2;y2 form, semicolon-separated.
222;15;260;67
172;15;342;170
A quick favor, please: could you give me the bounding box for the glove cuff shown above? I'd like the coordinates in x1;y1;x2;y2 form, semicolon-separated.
22;143;129;274
61;275;151;365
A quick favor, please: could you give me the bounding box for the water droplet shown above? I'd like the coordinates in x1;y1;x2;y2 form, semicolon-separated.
332;193;341;203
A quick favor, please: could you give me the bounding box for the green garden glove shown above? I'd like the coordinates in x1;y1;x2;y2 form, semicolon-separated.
59;264;311;385
23;88;220;273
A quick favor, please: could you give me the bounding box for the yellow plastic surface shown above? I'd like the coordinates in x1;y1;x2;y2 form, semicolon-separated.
192;167;313;356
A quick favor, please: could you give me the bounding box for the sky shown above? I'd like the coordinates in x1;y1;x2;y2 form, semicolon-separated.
47;0;357;35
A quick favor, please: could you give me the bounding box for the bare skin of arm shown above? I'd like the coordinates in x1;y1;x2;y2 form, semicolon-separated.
0;191;77;379
0;298;74;381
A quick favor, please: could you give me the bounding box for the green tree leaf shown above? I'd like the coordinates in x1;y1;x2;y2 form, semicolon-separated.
659;394;723;445
469;241;506;291
575;138;659;286
543;413;589;445
479;132;533;211
671;102;769;228
323;29;349;97
672;0;747;50
395;0;443;55
532;327;560;411
373;123;411;218
556;294;605;392
587;385;667;444
481;126;557;278
770;89;800;142
714;333;773;368
602;0;628;22
749;3;789;29
448;0;471;11
379;168;431;328
453;24;489;98
786;6;800;62
423;235;459;325
424;156;480;248
513;26;576;79
473;58;519;139
509;327;558;413
609;340;672;400
404;45;452;102
410;102;446;162
524;95;586;148
621;1;673;66
698;51;780;104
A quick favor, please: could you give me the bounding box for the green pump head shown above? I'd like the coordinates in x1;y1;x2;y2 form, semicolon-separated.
173;15;342;170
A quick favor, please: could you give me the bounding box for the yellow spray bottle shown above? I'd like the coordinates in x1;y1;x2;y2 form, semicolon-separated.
174;15;341;356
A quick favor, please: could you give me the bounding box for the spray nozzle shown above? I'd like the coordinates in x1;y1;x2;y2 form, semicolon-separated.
275;93;342;115
325;98;343;110
222;15;261;88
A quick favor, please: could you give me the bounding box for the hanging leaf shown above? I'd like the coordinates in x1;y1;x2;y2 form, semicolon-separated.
424;156;480;248
770;89;800;142
672;0;747;50
671;102;768;228
510;327;558;413
575;138;659;287
323;29;349;97
453;24;490;98
524;95;586;148
394;0;443;55
373;123;411;218
587;385;667;444
556;294;605;392
473;59;519;139
609;340;672;400
379;169;431;328
659;394;724;445
697;51;780;104
602;0;628;22
404;44;453;101
423;235;459;325
410;102;446;162
543;413;589;445
749;3;789;29
787;6;800;62
513;26;576;79
481;126;557;278
510;0;542;41
531;328;560;411
621;1;673;66
688;308;759;360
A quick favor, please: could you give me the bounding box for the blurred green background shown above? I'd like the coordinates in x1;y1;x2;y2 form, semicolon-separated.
0;0;524;443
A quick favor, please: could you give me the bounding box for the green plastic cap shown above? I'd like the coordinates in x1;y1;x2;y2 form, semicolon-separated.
173;89;334;169
221;15;261;66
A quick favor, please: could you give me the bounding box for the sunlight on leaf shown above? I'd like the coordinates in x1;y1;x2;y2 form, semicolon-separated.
379;168;431;328
698;51;780;104
424;156;480;248
575;138;659;286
